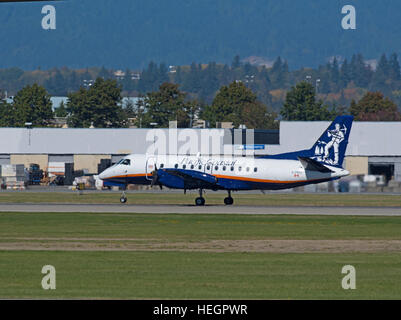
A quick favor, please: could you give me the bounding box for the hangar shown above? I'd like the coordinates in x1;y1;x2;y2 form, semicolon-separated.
0;121;399;182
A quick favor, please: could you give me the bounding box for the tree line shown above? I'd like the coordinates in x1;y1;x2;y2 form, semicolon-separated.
2;53;401;113
1;77;400;129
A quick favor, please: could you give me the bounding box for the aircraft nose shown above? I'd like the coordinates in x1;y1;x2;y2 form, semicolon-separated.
99;169;110;180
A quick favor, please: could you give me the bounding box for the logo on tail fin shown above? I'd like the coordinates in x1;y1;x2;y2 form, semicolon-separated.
311;116;353;167
313;123;347;165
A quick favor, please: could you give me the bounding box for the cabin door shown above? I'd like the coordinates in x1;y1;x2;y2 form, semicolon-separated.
145;157;156;180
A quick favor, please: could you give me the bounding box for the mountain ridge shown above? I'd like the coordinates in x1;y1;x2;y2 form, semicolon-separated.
0;0;399;69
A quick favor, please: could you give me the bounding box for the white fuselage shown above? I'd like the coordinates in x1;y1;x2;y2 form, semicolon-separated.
99;154;349;190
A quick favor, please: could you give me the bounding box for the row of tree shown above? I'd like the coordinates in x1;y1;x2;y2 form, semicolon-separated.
1;77;400;129
0;79;128;128
280;81;401;121
2;53;401;113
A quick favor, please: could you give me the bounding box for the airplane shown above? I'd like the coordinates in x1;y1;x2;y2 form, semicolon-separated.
99;115;354;205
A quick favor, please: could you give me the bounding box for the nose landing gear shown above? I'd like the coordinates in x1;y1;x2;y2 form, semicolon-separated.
120;190;127;203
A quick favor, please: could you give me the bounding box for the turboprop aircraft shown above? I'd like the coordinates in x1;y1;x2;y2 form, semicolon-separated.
99;115;353;205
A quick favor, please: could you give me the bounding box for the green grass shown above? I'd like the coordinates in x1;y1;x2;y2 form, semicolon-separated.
1;251;400;299
1;192;401;207
1;212;401;240
1;212;401;299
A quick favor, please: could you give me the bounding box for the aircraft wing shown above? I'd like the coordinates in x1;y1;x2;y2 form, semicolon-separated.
298;157;334;173
156;169;218;189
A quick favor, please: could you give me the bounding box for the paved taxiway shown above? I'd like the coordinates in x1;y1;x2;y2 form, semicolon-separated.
1;203;401;216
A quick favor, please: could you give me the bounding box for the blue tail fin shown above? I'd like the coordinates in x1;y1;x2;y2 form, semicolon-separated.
310;115;353;168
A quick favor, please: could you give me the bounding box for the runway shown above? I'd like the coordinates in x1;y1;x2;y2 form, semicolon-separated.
1;203;401;216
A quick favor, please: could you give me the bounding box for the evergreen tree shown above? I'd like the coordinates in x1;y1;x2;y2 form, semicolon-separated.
67;70;80;92
54;101;68;117
122;68;134;93
231;55;241;69
370;54;389;92
182;62;202;93
138;62;166;92
340;58;351;88
143;82;189;128
202;81;271;128
199;62;220;102
280;81;334;121
173;66;183;84
389;53;401;81
12;84;54;127
330;58;340;90
98;66;112;79
158;63;169;84
349;54;372;88
270;57;289;88
0;99;14;127
220;64;233;84
67;78;126;128
249;66;273;107
45;69;67;96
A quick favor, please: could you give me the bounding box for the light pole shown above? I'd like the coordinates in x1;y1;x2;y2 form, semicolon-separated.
25;122;32;146
139;106;144;128
316;79;321;94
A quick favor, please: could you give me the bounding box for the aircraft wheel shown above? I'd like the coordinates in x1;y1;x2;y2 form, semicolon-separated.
195;197;205;206
120;196;127;204
224;197;234;205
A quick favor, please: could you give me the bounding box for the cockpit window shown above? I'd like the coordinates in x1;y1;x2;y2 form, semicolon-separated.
120;159;131;166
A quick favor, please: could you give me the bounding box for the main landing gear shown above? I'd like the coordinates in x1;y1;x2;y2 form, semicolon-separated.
224;190;234;206
194;189;234;206
195;189;205;206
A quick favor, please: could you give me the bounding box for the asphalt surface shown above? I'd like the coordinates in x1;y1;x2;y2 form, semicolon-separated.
1;203;401;216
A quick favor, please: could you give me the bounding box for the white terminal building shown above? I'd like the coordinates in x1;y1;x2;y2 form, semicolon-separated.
0;121;399;182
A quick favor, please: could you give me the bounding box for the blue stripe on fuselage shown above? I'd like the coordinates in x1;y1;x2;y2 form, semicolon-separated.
102;175;336;191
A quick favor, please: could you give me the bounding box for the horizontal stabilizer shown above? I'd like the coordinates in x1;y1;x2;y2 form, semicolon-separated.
298;157;334;173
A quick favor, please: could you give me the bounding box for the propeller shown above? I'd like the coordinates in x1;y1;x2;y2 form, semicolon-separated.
150;165;163;190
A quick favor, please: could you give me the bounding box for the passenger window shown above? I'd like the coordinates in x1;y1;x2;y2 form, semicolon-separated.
206;165;210;170
215;166;219;171
198;165;202;170
238;166;242;172
160;163;164;168
254;167;257;172
191;165;194;169
230;167;234;171
183;164;186;169
223;166;226;171
246;167;250;172
174;164;178;169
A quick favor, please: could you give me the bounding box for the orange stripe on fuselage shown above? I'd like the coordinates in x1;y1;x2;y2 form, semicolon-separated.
213;174;315;184
105;173;148;180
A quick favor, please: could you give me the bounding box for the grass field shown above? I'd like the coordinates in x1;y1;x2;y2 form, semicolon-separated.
2;251;400;299
1;211;401;299
1;191;401;207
